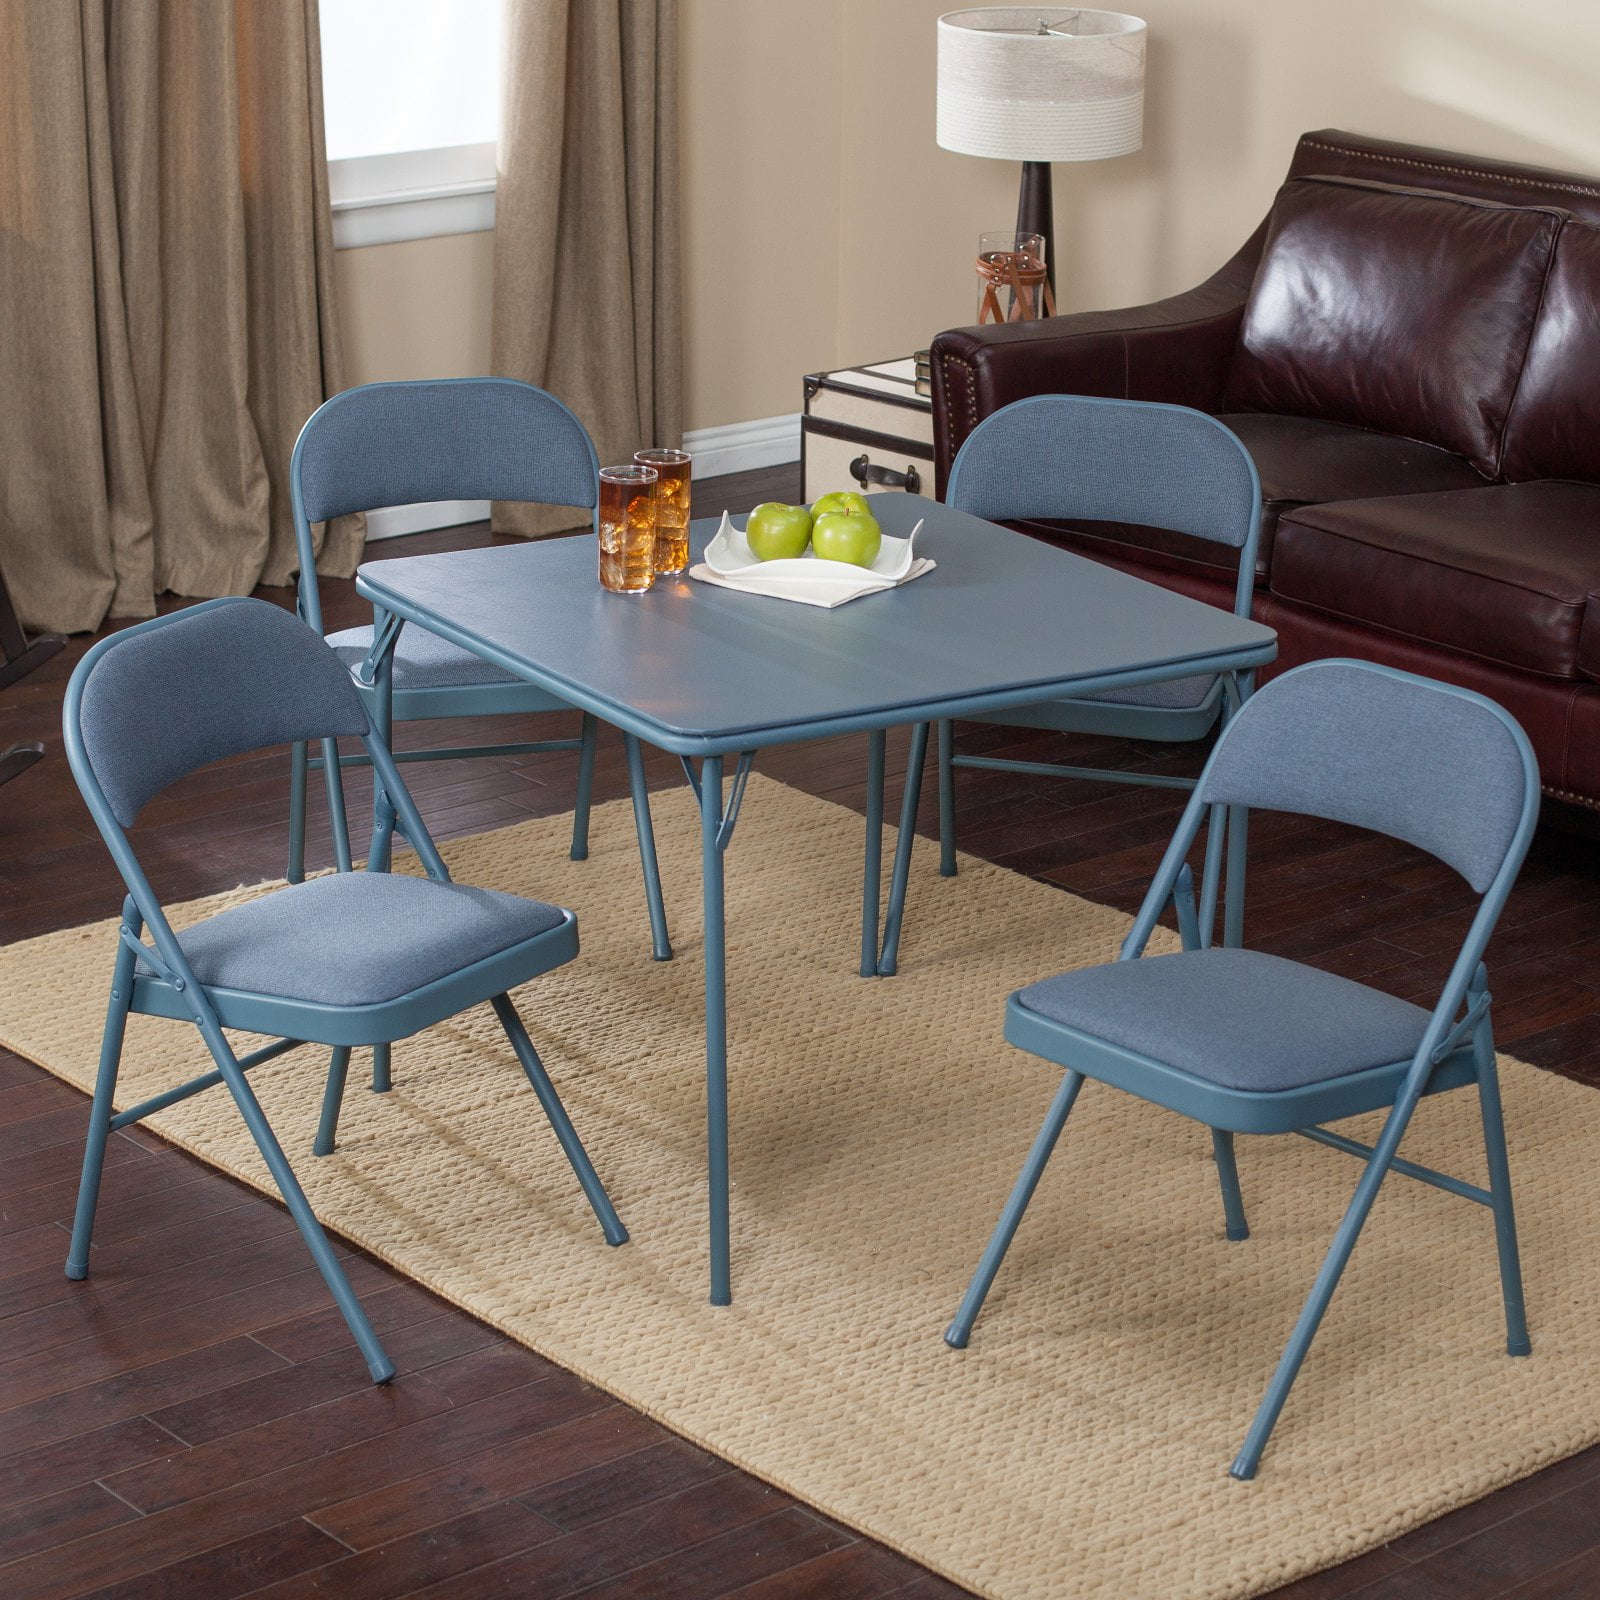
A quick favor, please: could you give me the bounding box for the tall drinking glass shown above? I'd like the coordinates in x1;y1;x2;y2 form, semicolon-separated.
597;464;658;593
635;447;692;575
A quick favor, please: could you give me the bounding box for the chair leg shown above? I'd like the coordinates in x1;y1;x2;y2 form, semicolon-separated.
1230;1094;1420;1479
1474;1012;1530;1357
490;993;628;1246
624;732;672;961
287;740;309;883
946;1070;1085;1349
65;934;137;1279
314;1046;353;1157
372;1043;392;1094
321;738;353;875
1211;1128;1249;1241
937;719;958;878
199;1014;392;1381
570;712;598;861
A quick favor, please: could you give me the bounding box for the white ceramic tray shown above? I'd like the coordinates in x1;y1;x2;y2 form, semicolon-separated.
688;512;935;609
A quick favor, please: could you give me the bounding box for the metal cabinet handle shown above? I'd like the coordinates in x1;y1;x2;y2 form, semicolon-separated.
849;454;921;494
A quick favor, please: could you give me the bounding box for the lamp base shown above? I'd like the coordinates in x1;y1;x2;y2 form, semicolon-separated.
1016;161;1055;297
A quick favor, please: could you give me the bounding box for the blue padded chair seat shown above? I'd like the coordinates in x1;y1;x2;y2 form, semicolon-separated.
1015;948;1432;1092
141;873;567;1006
1079;672;1217;710
326;624;520;691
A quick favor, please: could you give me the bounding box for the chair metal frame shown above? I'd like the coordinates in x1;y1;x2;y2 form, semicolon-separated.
945;659;1540;1478
927;395;1265;953
62;598;627;1383
285;378;670;965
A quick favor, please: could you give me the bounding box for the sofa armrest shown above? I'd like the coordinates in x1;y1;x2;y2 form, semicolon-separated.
930;229;1265;494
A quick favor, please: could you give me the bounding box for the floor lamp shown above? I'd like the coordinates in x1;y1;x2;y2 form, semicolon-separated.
936;8;1146;299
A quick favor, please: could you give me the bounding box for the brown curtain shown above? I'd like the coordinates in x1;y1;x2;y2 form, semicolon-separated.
0;0;360;636
491;0;682;537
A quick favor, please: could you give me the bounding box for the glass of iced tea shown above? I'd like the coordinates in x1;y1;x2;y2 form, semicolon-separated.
597;464;658;593
634;447;691;575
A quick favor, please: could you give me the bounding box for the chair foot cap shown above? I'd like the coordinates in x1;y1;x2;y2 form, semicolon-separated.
944;1324;970;1350
1226;1225;1250;1242
1508;1338;1532;1357
1228;1458;1259;1481
64;1260;88;1281
603;1224;630;1247
652;948;674;963
569;847;590;862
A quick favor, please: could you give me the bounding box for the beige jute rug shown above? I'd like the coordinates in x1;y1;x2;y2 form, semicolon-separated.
3;775;1598;1600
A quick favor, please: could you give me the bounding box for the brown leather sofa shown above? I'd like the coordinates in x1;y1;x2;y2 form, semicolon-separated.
929;129;1600;810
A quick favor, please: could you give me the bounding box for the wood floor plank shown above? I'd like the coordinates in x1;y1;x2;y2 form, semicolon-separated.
400;1475;808;1599
0;1415;178;1510
0;1480;143;1565
245;1500;559;1600
70;1517;350;1600
308;1400;654;1550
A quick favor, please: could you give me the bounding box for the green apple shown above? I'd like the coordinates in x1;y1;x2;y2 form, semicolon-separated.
810;490;874;521
746;502;812;561
812;510;882;567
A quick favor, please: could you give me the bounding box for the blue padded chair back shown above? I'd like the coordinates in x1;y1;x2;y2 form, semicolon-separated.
68;599;370;827
293;378;601;524
1198;660;1537;893
946;395;1260;550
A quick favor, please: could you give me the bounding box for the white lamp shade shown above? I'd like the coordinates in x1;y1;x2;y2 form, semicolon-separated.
937;8;1146;164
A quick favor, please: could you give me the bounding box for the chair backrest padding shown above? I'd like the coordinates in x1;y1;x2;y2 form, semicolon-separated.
295;379;599;523
74;599;370;826
1198;661;1531;893
946;396;1259;548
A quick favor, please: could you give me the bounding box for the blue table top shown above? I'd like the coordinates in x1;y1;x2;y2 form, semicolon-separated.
355;494;1277;756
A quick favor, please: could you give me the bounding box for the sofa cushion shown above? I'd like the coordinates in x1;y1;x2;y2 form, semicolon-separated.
1224;176;1561;474
1270;482;1600;680
1501;220;1600;485
1009;413;1486;585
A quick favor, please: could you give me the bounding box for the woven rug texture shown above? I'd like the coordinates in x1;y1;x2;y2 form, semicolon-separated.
1;776;1596;1600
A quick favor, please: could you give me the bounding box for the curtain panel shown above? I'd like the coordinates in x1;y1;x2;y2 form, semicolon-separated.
0;0;359;636
491;0;683;537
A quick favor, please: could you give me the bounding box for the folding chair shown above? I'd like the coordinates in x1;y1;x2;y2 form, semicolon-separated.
945;658;1539;1478
924;394;1262;949
286;378;670;965
63;598;627;1382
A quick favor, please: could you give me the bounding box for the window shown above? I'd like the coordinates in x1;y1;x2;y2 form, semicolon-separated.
320;0;504;247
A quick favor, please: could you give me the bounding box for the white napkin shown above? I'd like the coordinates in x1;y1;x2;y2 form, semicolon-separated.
689;512;936;609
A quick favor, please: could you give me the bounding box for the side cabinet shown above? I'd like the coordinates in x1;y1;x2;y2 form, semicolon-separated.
802;358;935;505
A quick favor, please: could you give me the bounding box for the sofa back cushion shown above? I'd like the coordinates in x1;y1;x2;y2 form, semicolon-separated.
1224;176;1561;474
1500;220;1600;483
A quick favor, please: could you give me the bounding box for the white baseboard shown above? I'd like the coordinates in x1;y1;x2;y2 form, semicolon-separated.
360;412;802;542
683;412;802;478
363;499;491;542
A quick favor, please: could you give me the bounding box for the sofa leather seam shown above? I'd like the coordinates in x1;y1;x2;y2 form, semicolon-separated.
1300;137;1600;201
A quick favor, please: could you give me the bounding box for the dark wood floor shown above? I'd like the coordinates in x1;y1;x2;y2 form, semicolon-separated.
4;466;1600;1598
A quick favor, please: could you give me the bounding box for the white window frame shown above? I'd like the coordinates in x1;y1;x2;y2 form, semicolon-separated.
329;142;497;249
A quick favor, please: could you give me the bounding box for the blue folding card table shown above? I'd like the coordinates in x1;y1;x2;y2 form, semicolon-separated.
356;494;1278;1303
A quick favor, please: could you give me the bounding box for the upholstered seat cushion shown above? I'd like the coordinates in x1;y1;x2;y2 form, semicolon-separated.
1015;947;1431;1092
1011;414;1485;584
326;624;521;690
1270;482;1600;680
141;873;568;1006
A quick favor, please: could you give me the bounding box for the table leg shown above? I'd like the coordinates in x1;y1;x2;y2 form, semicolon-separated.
1222;670;1255;949
878;722;930;977
860;730;887;978
699;753;732;1306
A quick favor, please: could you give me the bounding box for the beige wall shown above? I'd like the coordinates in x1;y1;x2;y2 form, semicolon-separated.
335;0;1600;433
